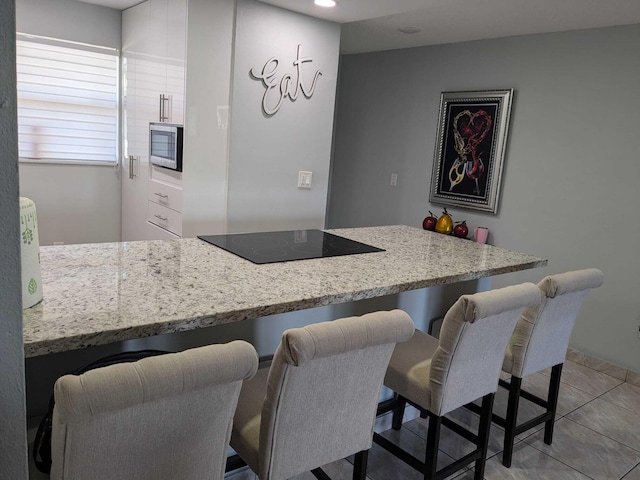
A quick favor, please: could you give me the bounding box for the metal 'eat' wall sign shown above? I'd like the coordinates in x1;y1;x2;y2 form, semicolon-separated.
250;44;322;116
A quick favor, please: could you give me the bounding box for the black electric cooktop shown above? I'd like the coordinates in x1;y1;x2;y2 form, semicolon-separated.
198;229;385;265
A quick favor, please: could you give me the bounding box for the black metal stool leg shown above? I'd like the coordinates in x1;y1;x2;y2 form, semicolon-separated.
475;393;495;480
311;468;332;480
392;395;407;431
352;449;369;480
502;376;522;468
424;412;441;480
544;364;563;445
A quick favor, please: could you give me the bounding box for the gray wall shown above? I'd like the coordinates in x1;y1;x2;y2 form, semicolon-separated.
227;0;340;233
0;0;29;477
16;0;122;246
329;25;640;371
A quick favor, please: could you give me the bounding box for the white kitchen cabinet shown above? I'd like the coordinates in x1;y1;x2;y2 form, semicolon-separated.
147;176;183;236
121;0;186;241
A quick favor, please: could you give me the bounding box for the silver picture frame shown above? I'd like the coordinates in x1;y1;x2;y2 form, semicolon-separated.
429;89;513;214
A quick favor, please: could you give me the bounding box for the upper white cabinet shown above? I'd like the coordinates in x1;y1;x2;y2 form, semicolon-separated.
123;0;185;130
121;0;186;241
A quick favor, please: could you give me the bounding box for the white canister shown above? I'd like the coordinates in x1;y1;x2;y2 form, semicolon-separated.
20;197;43;309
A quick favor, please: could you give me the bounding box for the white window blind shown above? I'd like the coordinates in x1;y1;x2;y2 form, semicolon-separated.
16;34;119;165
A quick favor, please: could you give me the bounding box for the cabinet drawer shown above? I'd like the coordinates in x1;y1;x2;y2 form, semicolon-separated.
148;180;183;212
147;221;181;240
148;202;182;236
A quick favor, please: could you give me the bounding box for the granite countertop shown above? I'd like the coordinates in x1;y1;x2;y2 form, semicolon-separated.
23;225;547;357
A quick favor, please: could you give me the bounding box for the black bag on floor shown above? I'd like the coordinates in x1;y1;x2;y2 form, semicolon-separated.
32;349;172;474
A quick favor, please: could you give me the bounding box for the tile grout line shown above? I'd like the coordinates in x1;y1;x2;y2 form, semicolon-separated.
566;380;640;454
619;460;640;480
516;383;640;479
523;436;599;480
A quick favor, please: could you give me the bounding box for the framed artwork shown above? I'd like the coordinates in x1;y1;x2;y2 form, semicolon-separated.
429;89;513;214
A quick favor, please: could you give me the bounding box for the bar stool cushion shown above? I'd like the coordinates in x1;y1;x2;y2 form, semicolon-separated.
230;366;269;473
383;330;439;412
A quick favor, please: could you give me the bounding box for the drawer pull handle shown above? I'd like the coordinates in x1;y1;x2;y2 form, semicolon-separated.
154;214;168;222
154;193;169;199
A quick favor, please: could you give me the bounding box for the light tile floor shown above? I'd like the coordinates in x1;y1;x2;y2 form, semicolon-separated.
226;359;640;480
29;359;640;480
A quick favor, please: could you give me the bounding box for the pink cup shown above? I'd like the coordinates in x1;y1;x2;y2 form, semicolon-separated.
474;227;489;244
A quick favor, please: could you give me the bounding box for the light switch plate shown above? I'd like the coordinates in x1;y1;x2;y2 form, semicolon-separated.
298;171;312;189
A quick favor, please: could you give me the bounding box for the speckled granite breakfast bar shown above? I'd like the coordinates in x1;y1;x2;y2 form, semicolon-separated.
23;225;546;357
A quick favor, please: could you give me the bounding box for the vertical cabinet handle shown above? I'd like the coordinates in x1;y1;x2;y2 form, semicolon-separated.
128;155;136;179
159;94;170;122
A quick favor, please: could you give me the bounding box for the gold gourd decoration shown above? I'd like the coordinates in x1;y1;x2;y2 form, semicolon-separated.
435;208;453;235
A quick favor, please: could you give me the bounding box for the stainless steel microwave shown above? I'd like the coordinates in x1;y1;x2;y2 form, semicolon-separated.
149;123;183;171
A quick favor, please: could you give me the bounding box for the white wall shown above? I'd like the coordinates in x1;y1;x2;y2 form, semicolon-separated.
0;0;29;477
16;0;121;47
19;165;121;245
16;0;122;246
329;25;640;371
226;0;340;233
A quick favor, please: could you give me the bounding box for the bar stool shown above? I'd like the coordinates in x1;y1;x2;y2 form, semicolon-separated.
50;341;258;480
375;283;541;480
229;310;415;480
497;268;604;467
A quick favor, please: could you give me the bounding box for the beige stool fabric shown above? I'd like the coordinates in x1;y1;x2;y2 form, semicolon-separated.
51;341;258;480
378;283;541;480
503;268;605;378
230;310;415;480
498;268;604;467
385;282;542;417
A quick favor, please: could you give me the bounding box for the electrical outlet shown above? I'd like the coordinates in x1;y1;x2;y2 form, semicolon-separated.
390;173;398;186
297;171;312;189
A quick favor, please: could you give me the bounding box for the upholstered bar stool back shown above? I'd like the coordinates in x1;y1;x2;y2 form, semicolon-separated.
230;310;415;480
51;341;258;480
504;268;605;378
499;268;604;467
378;283;541;480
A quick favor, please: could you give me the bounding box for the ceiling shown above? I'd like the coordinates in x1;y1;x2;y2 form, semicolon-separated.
80;0;640;54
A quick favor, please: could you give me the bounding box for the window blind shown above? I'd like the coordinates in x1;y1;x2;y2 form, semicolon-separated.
16;35;119;164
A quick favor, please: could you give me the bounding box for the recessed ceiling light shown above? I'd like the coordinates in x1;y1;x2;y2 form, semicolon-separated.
315;0;337;7
398;26;422;34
